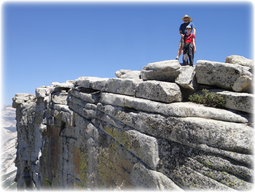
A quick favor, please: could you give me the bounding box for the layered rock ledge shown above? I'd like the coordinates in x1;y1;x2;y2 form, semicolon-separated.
13;55;253;190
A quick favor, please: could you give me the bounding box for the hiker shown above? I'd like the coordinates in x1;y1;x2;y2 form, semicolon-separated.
176;15;196;60
183;25;196;66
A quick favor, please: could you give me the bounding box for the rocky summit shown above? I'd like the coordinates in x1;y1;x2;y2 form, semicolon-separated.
12;55;253;190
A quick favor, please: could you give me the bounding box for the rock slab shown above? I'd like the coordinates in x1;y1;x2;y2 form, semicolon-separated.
196;60;252;92
12;57;253;191
135;81;182;103
141;60;181;82
225;55;253;68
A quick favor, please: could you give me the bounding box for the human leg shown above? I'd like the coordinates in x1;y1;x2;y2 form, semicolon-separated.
176;46;182;59
188;44;194;66
183;46;189;65
176;37;184;60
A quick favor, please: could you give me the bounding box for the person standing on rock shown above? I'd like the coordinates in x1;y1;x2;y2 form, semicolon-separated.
176;15;196;61
183;25;196;66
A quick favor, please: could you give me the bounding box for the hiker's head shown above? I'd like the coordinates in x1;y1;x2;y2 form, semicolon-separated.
186;25;192;32
182;15;192;23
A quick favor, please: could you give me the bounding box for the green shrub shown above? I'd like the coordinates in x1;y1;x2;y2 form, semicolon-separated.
189;89;226;108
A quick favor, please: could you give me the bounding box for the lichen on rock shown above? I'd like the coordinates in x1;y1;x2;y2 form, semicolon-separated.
12;56;253;190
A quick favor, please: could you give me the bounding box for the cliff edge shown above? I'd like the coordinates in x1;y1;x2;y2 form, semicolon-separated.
12;55;253;190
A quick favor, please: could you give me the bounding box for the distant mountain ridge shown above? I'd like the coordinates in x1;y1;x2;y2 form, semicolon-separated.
1;105;17;190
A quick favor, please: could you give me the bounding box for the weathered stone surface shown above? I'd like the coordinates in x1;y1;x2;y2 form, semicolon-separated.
157;139;253;190
196;60;252;91
68;95;97;120
210;89;254;113
100;92;248;123
143;60;181;71
35;87;50;98
12;57;254;190
96;104;250;149
51;92;68;105
50;81;74;93
131;162;182;190
225;55;253;67
248;59;255;70
169;117;253;154
12;93;36;108
115;69;132;77
14;98;47;189
115;69;141;79
175;66;197;91
69;87;100;104
74;76;109;91
93;118;159;170
96;103;252;167
13;93;254;191
232;75;253;92
135;81;182;103
141;60;181;82
251;76;255;88
46;103;74;128
105;78;142;96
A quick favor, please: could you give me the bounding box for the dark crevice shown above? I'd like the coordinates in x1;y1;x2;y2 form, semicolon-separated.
59;135;77;141
59;121;66;136
53;88;70;94
74;87;100;94
122;106;138;113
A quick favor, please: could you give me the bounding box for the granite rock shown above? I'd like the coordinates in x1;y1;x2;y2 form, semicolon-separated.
251;76;255;88
12;93;36;108
100;92;248;123
115;69;141;79
232;75;253;92
196;60;252;91
74;76;109;91
12;57;253;190
35;87;50;98
105;78;142;96
175;66;198;91
209;89;254;113
248;59;255;70
225;55;253;68
141;60;181;82
135;80;182;103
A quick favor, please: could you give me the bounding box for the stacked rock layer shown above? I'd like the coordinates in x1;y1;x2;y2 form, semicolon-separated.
13;55;253;190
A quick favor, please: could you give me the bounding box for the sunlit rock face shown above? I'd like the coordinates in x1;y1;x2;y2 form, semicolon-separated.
1;105;17;190
12;56;253;190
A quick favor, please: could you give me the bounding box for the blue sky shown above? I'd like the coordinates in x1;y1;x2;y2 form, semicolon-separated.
1;1;254;106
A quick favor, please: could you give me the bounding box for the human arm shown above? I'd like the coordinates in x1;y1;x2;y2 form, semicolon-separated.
180;30;184;38
190;22;196;35
193;28;196;35
193;37;196;53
